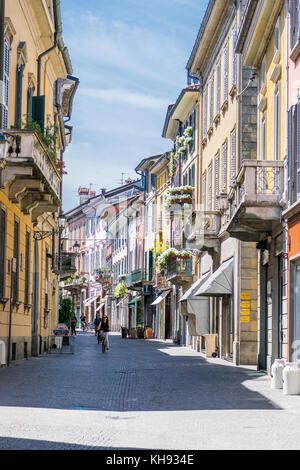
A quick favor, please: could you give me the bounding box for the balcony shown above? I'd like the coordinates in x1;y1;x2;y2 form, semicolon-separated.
1;130;61;222
226;160;284;241
166;257;193;285
54;252;77;279
125;269;142;288
187;210;221;255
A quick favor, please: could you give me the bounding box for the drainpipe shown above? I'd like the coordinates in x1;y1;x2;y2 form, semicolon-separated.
37;0;63;96
0;0;5;129
37;31;58;97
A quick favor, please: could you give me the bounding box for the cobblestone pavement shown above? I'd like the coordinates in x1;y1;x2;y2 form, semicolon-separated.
1;332;300;449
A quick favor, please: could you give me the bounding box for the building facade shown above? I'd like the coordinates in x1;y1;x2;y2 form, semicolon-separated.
0;0;77;364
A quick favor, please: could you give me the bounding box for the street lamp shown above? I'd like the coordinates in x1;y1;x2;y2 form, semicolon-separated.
73;241;80;254
33;211;67;240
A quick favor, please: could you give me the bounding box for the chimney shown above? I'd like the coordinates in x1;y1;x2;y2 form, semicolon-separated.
78;187;90;205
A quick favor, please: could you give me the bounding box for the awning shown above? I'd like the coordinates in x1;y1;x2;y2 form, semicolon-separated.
83;295;98;306
151;290;171;306
128;295;142;307
180;272;210;301
96;302;105;312
195;258;234;297
179;273;210;336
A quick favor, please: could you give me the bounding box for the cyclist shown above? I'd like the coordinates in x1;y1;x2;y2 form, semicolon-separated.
94;312;101;336
97;314;110;350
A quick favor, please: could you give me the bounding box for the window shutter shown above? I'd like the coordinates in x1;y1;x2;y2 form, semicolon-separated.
288;107;293;205
0;209;6;297
209;78;213;127
232;29;237;86
222;142;227;191
203;89;207;138
231;130;236;186
290;0;298;50
192;108;196;151
202;172;206;209
208;164;212;210
13;220;19;302
15;64;24;127
32;95;45;133
3;40;10;128
216;62;220;114
224;45;228;102
191;163;195;188
25;230;30;305
296;102;300;200
214;155;219;209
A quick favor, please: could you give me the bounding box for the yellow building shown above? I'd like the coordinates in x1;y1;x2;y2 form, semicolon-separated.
232;0;287;371
0;0;78;364
182;0;260;365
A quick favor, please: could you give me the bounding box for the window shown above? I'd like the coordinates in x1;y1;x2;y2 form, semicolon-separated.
230;129;236;185
0;208;6;298
214;154;219;209
223;44;228;102
290;0;300;51
222;141;227;191
3;39;10;128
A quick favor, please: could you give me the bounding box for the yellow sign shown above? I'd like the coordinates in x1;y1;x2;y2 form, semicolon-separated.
240;301;250;309
241;316;250;323
241;293;251;300
241;309;250;316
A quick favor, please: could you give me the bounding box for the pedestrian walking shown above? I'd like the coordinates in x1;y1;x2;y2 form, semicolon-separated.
80;314;87;331
94;312;101;336
70;315;77;336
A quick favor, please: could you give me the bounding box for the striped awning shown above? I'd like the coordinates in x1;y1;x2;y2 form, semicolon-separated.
83;295;98;306
151;290;171;306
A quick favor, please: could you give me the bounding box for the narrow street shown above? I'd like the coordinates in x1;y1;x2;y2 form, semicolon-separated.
1;332;300;450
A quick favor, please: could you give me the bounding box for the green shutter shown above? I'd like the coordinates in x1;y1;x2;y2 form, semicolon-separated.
32;95;45;133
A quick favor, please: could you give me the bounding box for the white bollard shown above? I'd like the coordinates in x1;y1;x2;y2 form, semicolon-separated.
283;362;300;395
271;359;285;389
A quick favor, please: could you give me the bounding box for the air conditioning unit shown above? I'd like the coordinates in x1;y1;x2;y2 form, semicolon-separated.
143;285;152;295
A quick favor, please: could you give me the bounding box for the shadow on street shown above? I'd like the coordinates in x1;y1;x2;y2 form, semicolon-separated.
0;333;278;412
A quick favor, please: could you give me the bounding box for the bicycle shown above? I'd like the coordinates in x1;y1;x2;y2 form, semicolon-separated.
97;330;108;353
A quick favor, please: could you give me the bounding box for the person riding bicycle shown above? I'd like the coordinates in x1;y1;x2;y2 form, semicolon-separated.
97;314;110;350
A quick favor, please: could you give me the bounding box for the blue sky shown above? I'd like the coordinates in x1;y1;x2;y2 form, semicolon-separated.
60;0;209;210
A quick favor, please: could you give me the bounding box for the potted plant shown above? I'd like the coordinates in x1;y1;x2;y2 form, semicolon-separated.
144;326;153;339
130;328;137;339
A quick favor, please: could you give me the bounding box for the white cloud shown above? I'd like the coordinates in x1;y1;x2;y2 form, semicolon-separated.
80;88;170;110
